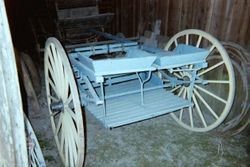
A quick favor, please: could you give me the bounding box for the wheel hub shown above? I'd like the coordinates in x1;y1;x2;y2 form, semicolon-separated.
182;75;191;87
181;72;194;88
50;100;64;112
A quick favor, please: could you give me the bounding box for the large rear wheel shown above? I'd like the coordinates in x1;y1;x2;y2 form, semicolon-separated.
164;29;235;132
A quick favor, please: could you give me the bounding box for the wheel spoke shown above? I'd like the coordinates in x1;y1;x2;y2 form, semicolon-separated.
193;88;219;119
179;88;187;120
209;45;215;52
50;111;61;117
195;85;227;104
186;34;189;45
69;118;78;144
205;80;230;84
173;72;182;79
65;114;77;166
170;85;181;92
65;107;77;121
48;46;62;96
60;57;69;101
178;86;185;96
196;35;202;48
52;44;65;97
48;78;59;96
174;39;178;47
47;51;60;88
186;88;194;127
68;121;76;167
67;116;78;166
60;123;66;157
62;69;70;101
198;61;224;76
192;94;207;127
47;49;56;71
176;68;184;76
48;95;59;102
189;107;194;128
46;59;56;81
65;94;73;106
65;128;69;166
56;114;63;135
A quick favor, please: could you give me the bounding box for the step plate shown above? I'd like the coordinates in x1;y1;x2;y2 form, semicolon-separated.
86;89;192;128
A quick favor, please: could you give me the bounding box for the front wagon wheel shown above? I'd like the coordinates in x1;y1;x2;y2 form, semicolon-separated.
164;29;235;132
44;37;85;166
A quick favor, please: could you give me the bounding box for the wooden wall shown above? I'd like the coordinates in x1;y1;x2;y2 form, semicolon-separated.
6;0;250;51
109;0;250;47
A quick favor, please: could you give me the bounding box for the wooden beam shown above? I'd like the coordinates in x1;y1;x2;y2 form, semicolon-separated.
0;0;28;166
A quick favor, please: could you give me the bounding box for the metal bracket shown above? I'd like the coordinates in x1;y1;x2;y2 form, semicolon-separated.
136;71;152;105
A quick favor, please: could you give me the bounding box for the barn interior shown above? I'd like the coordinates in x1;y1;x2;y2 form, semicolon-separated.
1;0;250;166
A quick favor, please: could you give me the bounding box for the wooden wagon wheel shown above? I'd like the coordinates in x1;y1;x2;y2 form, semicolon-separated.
217;42;250;135
44;37;84;166
164;29;235;132
24;115;46;167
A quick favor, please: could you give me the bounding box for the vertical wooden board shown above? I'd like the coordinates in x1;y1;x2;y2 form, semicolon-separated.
120;0;126;36
0;0;28;166
190;0;197;28
197;0;211;31
205;0;215;33
215;0;231;39
137;0;143;35
221;0;234;41
155;0;168;33
180;0;195;30
238;3;249;45
229;0;250;45
127;0;135;37
132;0;136;36
167;0;182;36
0;61;15;166
206;0;221;38
161;0;170;36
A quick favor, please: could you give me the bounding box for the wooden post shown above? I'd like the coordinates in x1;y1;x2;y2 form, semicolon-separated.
0;0;28;166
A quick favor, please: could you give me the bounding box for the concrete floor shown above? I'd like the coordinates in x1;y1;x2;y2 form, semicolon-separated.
30;83;250;167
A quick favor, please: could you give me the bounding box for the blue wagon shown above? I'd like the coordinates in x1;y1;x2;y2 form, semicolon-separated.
44;29;235;166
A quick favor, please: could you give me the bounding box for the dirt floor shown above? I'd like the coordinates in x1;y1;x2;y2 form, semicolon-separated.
29;78;250;167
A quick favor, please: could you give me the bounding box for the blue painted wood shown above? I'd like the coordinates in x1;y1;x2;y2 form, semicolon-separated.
74;42;138;54
154;44;209;69
95;77;163;99
69;57;104;82
92;49;157;76
70;43;208;81
86;89;192;128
